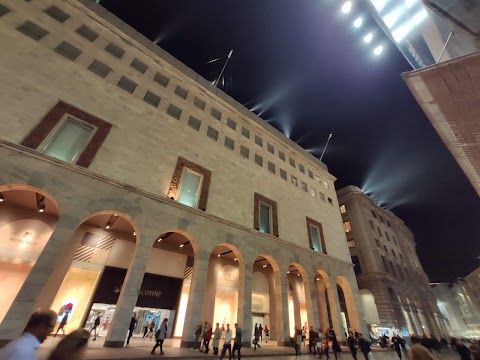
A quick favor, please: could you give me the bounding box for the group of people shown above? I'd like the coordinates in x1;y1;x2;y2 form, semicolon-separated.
0;310;89;360
295;327;351;360
193;322;243;359
253;323;269;349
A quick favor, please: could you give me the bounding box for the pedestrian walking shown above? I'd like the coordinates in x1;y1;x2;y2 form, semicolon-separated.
264;325;269;343
392;335;402;359
193;322;202;351
200;321;207;352
219;324;232;360
259;324;263;342
48;329;89;360
90;314;101;341
410;336;435;360
302;327;307;347
54;312;69;337
126;313;137;345
151;318;168;355
324;330;331;360
358;333;372;360
0;310;57;360
309;327;318;355
316;329;325;359
453;338;471;360
232;323;242;360
329;329;342;360
212;323;222;355
253;323;261;350
347;331;358;360
203;322;212;353
143;320;150;338
295;328;303;359
146;319;155;339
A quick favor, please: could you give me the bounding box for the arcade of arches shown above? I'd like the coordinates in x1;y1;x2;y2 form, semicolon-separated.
0;183;366;348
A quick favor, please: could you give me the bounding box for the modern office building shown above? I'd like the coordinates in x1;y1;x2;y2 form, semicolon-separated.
0;0;367;349
337;186;448;339
364;0;480;196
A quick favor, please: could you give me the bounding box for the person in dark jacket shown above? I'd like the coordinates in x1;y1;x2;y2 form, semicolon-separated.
309;327;317;355
453;338;471;360
126;314;137;345
347;331;358;360
329;329;342;360
253;323;261;350
358;333;371;360
392;335;402;358
232;323;242;360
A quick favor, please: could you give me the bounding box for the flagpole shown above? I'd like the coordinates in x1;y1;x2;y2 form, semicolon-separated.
320;133;333;162
213;49;233;87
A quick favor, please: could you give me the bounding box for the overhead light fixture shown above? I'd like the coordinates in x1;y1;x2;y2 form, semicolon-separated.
316;278;320;281
133;231;136;236
364;33;373;43
263;265;267;268
234;258;238;261
38;204;45;213
287;271;290;274
297;273;301;277
179;241;190;248
217;254;221;257
353;17;363;28
157;237;162;242
179;244;185;248
0;193;4;202
341;1;352;13
373;45;384;55
105;224;111;229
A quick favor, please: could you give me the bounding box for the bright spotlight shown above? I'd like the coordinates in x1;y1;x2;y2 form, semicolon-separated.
384;9;402;28
353;17;363;28
341;1;352;13
371;0;387;12
363;33;373;43
373;45;383;55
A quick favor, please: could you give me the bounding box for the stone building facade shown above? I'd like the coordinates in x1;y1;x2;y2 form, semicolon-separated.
451;267;480;335
0;0;367;348
337;186;448;339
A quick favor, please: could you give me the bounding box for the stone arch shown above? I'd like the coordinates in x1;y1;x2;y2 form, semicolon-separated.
203;243;245;330
287;263;313;337
46;209;139;336
336;276;361;333
252;254;282;342
0;185;60;324
314;270;337;334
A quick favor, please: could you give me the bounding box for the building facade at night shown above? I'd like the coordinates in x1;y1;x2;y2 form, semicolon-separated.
451;267;480;336
0;0;367;348
365;0;480;196
337;186;448;339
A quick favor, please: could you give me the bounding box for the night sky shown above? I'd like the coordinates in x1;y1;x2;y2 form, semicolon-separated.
100;0;480;282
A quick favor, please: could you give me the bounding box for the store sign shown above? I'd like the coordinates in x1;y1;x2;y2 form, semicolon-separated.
139;289;162;297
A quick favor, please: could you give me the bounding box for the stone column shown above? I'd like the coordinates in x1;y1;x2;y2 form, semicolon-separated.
180;250;209;347
411;309;424;335
308;277;320;331
238;260;253;348
405;307;419;335
104;243;150;347
315;281;330;332
329;284;346;342
0;213;83;345
278;270;291;346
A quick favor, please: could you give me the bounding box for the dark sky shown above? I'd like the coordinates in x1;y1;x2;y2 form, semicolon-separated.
100;0;479;282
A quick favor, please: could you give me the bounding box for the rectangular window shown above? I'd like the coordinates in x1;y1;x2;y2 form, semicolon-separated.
328;197;333;206
352;256;362;274
382;256;389;273
259;203;272;234
393;236;397;245
343;221;352;233
193;97;206;110
224;136;234;150
280;169;287;180
117;76;137;94
387;220;391;227
41;117;94;163
384;245;388;252
299;164;305;174
392;250;396;258
379;215;384;223
177;168;202;208
310;188;316;197
211;108;221;120
87;60;111;78
17;21;48;41
289;157;296;168
309;224;322;252
227;118;236;130
143;91;161;108
377;227;382;237
369;220;374;229
0;4;10;17
207;126;218;141
130;58;148;74
399;253;403;261
319;192;326;202
54;41;82;61
348;239;356;248
174;85;188;99
187;116;201;131
390;261;397;277
279;151;286;161
301;181;307;192
105;42;125;59
44;5;70;23
375;239;381;247
241;127;250;139
371;210;377;218
340;205;347;214
166;104;182;120
255;135;263;147
316;175;321;182
308;170;314;179
323;181;329;189
240;145;249;159
76;25;99;42
268;161;275;174
267;143;274;154
154;72;170;87
291;175;298;186
385;232;390;241
255;154;263;167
